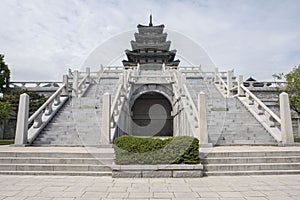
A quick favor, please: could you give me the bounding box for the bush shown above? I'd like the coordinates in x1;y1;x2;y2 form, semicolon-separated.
114;135;200;165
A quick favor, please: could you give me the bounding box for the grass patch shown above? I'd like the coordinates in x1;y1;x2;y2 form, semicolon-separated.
0;139;14;145
79;106;95;109
211;107;229;111
294;138;300;143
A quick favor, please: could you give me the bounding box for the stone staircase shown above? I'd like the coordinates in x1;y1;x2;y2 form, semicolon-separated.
201;147;300;176
186;77;277;145
32;77;119;146
0;147;114;176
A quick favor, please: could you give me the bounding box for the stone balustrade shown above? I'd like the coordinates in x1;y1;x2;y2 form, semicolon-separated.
238;81;294;144
109;71;132;142
172;71;199;139
9;81;62;92
14;82;69;145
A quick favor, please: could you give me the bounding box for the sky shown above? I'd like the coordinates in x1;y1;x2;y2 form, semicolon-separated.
0;0;299;81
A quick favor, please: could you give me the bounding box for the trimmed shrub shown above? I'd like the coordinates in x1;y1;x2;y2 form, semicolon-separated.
114;135;200;165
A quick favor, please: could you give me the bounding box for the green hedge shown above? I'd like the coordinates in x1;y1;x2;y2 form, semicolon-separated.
114;135;200;165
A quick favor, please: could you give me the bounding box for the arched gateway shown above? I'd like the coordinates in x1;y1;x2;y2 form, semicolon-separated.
116;15;179;137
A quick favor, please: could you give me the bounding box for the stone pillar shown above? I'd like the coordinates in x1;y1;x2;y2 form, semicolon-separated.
214;67;219;82
86;67;90;82
62;75;69;96
280;92;294;144
227;70;233;97
14;93;29;145
72;70;79;98
102;93;111;144
198;92;212;147
238;75;244;97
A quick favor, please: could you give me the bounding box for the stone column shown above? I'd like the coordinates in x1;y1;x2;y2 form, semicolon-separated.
15;93;29;146
214;67;219;82
62;75;69;96
198;92;212;147
238;75;244;96
72;70;79;98
86;67;90;83
102;93;111;144
280;92;294;144
227;70;233;97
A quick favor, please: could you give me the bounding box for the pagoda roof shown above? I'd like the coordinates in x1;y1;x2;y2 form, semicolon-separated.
131;41;171;51
125;49;176;56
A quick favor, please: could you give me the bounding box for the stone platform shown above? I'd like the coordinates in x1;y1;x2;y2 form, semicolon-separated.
112;164;203;178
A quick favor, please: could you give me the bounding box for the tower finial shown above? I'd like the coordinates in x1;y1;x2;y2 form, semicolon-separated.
149;14;153;26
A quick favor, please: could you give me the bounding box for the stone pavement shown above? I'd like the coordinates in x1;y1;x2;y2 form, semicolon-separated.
0;175;299;200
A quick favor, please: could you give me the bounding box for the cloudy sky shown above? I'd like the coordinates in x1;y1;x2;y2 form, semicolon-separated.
0;0;299;81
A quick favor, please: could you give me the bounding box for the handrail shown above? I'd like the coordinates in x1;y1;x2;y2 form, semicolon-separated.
28;84;66;125
172;71;199;138
241;84;281;124
110;70;132;140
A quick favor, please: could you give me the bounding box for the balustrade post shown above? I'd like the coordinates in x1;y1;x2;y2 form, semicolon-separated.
101;93;111;144
62;75;69;96
198;92;212;147
86;67;90;83
280;92;294;144
14;93;29;146
227;70;233;97
214;67;219;82
238;75;245;96
72;70;79;98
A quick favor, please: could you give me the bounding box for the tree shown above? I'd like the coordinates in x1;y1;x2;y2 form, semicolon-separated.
0;54;10;93
273;65;300;115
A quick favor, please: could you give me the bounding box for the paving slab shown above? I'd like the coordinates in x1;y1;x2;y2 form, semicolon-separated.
0;175;298;199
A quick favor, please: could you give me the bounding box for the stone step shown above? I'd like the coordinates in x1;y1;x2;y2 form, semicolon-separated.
0;149;114;176
0;157;113;165
200;151;300;158
203;163;300;171
202;156;300;164
0;152;114;158
0;163;112;171
205;170;300;176
0;171;111;176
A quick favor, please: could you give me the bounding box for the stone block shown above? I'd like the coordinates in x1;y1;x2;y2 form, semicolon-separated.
112;171;141;178
173;170;203;178
142;170;172;178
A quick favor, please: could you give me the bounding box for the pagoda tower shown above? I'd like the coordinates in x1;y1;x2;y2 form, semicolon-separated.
122;15;180;70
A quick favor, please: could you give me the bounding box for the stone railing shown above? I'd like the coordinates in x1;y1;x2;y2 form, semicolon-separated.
242;81;286;89
214;73;230;97
14;68;97;145
108;70;132;142
9;81;62;92
71;68;93;98
238;84;282;142
213;70;294;144
236;75;294;144
14;78;69;145
172;71;199;138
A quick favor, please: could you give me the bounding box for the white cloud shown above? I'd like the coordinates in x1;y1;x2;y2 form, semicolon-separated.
0;0;299;81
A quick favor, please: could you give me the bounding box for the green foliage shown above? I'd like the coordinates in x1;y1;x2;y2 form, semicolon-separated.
294;138;300;143
0;102;10;123
0;54;10;93
0;89;47;120
273;65;300;115
114;135;200;165
0;139;14;145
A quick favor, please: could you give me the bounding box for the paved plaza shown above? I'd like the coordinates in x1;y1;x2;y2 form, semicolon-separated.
0;175;299;200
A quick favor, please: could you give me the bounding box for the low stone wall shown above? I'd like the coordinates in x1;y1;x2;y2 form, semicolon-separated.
112;164;203;178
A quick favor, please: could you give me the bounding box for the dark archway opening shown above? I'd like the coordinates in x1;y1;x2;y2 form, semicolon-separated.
131;92;173;136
